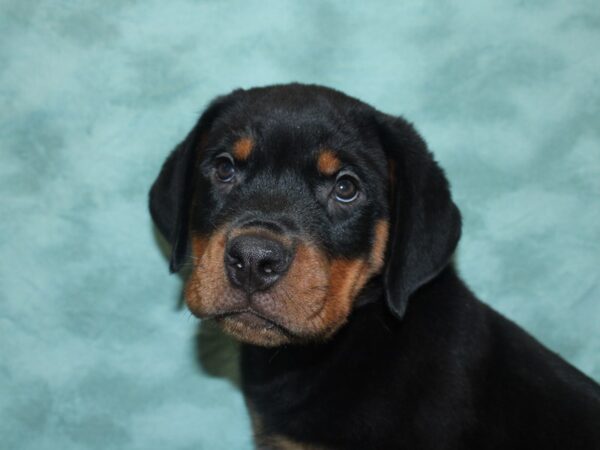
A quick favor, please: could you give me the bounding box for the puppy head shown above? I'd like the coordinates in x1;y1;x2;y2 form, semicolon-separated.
150;84;461;346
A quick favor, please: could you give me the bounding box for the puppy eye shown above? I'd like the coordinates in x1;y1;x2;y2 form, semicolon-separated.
215;154;236;182
334;175;359;203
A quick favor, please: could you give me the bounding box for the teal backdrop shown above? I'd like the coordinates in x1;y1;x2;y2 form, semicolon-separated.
1;1;599;449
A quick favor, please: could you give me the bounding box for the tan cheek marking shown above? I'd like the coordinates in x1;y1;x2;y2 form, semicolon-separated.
314;258;367;334
191;235;208;260
328;259;362;303
317;149;341;175
316;220;389;332
233;137;254;160
286;244;329;295
184;230;228;314
369;219;390;272
266;244;329;328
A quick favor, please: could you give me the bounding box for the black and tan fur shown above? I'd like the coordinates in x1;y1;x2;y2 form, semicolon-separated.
150;84;600;449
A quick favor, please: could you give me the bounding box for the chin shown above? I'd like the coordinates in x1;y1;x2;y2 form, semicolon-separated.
216;313;298;347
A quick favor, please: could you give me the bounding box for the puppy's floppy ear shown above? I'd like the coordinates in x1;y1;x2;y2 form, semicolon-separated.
149;95;234;273
376;113;461;319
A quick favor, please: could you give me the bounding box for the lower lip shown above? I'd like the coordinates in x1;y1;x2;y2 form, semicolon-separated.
220;311;277;330
216;311;302;341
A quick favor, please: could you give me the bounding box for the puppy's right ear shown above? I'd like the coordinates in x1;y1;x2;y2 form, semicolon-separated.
149;95;234;273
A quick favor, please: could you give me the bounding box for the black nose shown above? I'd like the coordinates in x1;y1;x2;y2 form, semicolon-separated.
225;235;292;293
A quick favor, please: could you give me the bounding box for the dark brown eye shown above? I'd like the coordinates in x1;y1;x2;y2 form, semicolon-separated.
215;156;235;182
334;176;359;203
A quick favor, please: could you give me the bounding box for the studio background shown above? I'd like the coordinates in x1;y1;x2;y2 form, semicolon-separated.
1;1;598;449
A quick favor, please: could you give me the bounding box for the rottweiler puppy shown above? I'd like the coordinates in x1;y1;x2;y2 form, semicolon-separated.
149;84;600;449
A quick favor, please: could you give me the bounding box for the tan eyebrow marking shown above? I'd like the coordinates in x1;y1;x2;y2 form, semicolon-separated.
317;149;341;175
232;137;254;161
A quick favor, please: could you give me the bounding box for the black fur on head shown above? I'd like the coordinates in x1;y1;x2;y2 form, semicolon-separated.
149;84;461;325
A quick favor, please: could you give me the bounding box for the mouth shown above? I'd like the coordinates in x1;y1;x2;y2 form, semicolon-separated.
185;230;352;346
207;309;300;341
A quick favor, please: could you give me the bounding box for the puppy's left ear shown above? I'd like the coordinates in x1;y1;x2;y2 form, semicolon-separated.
149;94;235;273
375;113;462;319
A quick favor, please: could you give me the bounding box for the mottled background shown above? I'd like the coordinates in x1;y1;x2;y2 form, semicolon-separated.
1;1;599;449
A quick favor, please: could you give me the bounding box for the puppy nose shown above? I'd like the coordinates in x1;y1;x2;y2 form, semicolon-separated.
225;235;291;293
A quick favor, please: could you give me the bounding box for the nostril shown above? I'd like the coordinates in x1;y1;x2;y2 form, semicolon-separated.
260;255;290;275
225;251;244;270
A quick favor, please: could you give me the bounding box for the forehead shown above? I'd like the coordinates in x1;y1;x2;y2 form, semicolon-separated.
206;89;383;174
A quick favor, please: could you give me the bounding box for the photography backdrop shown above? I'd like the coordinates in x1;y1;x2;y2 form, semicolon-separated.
1;1;599;449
